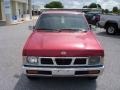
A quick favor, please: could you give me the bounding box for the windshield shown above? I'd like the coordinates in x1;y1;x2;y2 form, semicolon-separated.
35;13;89;31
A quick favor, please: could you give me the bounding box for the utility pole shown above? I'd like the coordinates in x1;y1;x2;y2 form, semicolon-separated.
28;0;32;19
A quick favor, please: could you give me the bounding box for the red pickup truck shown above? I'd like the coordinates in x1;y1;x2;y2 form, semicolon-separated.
23;11;104;80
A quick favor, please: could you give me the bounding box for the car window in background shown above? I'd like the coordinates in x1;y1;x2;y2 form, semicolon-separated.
35;14;89;31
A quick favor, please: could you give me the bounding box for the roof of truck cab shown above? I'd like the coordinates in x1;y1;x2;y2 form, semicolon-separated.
42;10;84;15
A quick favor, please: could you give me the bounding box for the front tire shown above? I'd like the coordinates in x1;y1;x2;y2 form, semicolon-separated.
106;24;118;35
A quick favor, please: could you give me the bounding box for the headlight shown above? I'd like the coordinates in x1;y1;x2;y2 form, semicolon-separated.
88;56;101;65
27;56;38;64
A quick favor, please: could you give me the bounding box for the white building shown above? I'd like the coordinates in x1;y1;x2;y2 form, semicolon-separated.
0;0;32;25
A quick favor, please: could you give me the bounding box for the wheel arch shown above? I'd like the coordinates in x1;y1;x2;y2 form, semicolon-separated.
104;20;118;29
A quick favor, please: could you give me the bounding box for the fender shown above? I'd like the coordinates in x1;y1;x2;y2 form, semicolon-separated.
104;20;118;28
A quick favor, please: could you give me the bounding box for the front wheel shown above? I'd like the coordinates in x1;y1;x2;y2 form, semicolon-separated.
106;24;117;35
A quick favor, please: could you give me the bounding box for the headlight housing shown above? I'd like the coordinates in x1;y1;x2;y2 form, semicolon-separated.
27;56;38;64
88;56;101;65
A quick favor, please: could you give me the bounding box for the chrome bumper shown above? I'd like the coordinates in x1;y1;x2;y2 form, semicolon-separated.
23;66;104;77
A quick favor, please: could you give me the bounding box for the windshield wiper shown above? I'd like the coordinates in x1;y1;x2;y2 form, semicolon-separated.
60;28;87;32
36;28;57;32
35;28;87;32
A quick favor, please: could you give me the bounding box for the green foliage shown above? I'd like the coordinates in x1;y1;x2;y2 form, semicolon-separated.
104;9;109;13
118;9;120;14
88;3;96;8
44;1;64;8
97;4;102;9
112;7;119;13
88;3;102;9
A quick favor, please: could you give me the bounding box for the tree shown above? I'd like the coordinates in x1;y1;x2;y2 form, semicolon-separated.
104;9;109;13
102;9;105;13
97;4;102;9
83;5;88;8
88;3;102;9
88;3;97;8
112;7;118;13
44;1;64;8
118;9;120;14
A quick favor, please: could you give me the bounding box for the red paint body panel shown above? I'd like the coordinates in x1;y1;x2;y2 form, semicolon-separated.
23;31;104;57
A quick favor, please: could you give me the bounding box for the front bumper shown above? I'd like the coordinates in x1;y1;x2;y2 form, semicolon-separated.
23;65;104;77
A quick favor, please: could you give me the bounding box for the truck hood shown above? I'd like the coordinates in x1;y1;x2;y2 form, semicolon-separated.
23;31;104;57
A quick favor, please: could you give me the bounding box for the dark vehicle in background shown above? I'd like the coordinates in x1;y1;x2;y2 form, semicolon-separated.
85;12;100;25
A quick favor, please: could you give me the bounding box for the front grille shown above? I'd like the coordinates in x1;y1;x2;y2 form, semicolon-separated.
38;57;88;66
74;58;86;65
55;58;72;65
41;58;53;65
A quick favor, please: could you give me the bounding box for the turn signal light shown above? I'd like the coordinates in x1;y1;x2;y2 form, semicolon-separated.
89;70;100;74
26;70;39;74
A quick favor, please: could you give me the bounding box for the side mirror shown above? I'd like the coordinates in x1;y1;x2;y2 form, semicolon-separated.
28;26;35;30
89;24;92;29
89;24;97;31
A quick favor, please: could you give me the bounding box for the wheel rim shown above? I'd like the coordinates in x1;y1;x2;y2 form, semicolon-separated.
108;26;115;34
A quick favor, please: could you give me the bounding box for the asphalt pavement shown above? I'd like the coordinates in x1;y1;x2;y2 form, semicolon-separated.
0;22;120;90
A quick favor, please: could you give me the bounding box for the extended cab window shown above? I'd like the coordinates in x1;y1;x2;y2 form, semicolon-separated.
35;13;89;31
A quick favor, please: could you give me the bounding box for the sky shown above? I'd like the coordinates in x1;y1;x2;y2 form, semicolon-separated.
32;0;120;10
